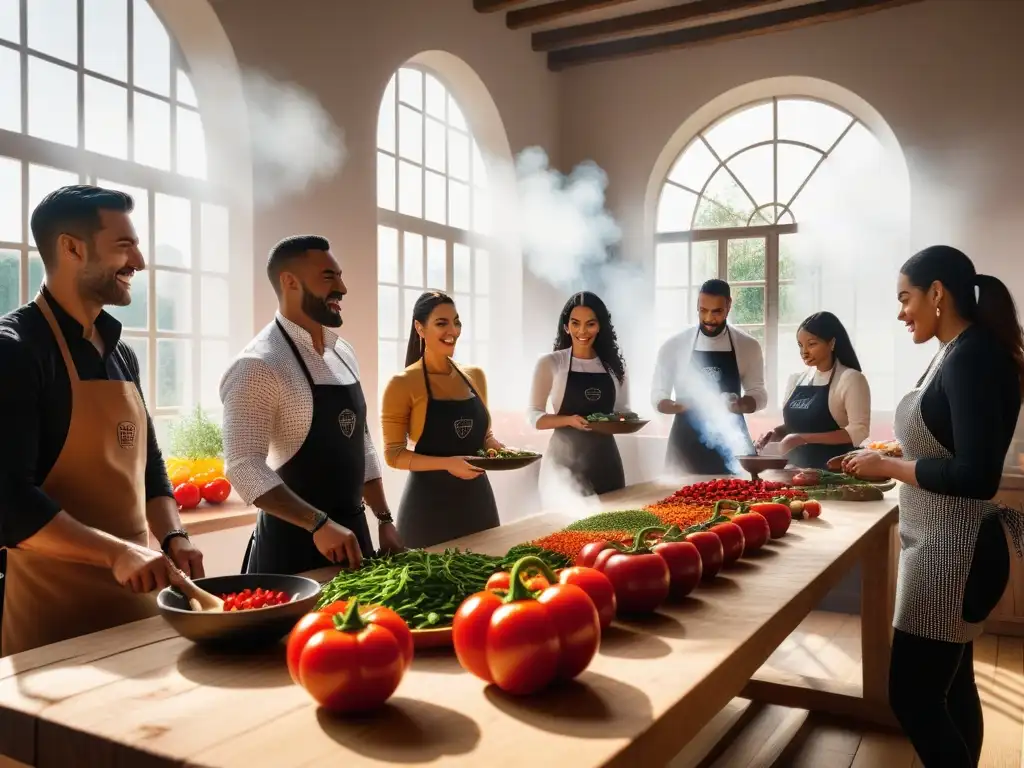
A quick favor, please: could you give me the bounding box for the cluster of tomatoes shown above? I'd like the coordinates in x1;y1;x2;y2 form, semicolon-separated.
666;478;808;505
221;587;294;612
165;456;233;510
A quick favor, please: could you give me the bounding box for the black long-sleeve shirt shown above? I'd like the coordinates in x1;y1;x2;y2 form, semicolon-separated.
915;324;1022;500
0;286;173;548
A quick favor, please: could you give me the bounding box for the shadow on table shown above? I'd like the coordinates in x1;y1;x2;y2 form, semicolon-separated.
485;672;653;738
316;698;480;762
599;625;673;659
616;611;688;640
176;642;292;689
411;647;463;674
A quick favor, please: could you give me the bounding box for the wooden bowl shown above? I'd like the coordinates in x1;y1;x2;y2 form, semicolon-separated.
736;454;790;480
157;574;321;649
412;626;454;649
465;454;542;471
585;419;650;435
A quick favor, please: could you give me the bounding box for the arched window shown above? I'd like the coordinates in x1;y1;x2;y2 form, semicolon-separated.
655;97;893;409
376;65;492;389
0;0;231;440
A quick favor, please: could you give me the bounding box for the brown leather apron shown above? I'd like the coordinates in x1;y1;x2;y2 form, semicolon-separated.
1;294;158;657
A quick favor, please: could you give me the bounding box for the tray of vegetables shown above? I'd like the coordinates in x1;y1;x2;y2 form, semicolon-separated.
584;411;649;434
467;447;541;470
788;469;896;500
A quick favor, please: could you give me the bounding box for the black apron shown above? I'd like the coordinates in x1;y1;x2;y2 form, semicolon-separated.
241;321;374;574
396;363;500;549
666;326;753;474
782;366;856;470
545;358;625;496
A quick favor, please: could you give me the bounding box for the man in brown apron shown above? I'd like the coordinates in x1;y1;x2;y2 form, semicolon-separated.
0;185;205;657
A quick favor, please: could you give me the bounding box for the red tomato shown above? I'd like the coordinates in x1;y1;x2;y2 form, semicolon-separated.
650;540;702;599
730;512;771;552
803;500;822;518
288;601;413;713
201;477;232;505
452;556;599;695
173;481;201;510
576;540;615;568
684;531;724;581
557;566;616;630
592;548;670;614
749;503;792;539
709;521;745;566
485;570;550;593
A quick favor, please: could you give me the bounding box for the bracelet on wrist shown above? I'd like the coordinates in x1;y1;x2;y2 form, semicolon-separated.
309;511;329;534
160;529;189;555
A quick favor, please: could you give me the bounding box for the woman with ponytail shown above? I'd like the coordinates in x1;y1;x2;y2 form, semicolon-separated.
844;245;1024;767
380;291;503;548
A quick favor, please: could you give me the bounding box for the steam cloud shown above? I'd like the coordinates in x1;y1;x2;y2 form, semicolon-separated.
241;70;347;208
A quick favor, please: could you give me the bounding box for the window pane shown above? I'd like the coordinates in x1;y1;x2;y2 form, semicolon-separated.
424;171;446;225
27;0;76;64
28;252;42;297
378;340;398;388
727;144;774;215
84;77;128;159
97;179;148;252
476;296;490;341
778;99;852;151
84;0;127;81
0;47;20;132
453;243;470;293
155;270;191;332
743;325;765;347
398;105;422;164
106;269;148;329
655;243;688;288
176;107;207;179
656;289;687;338
133;92;171;170
695;168;755;228
176;70;198;107
448;129;470;182
425;118;445;173
731;286;764;325
201;275;229;335
425;74;446;120
200;204;229;273
0;157;22;242
397;160;422;218
402;231;423;287
703;101;773;162
157;338;192;408
377;225;398;283
122;336;148;399
377;152;396;211
377;285;398;339
200;340;228;409
448;95;467;131
398;68;422;110
376;76;395;154
472;186;491;236
28;57;77;147
776;143;822;209
448;180;469;230
727;238;765;282
667;138;718;190
779;283;814;325
455;293;472;342
475;249;489;294
0;249;19;314
0;0;18;43
154;194;191;267
132;0;170;96
426;238;445;290
472;142;488;186
402;288;420;333
28;164;79;246
656;184;698;233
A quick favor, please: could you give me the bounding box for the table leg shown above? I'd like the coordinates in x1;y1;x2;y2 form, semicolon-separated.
860;520;896;706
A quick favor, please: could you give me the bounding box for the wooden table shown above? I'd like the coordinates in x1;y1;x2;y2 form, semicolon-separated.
0;480;898;768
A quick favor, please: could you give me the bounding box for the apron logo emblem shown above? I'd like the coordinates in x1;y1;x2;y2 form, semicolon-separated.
454;419;474;439
338;409;357;438
789;397;814;410
116;421;137;449
702;366;723;383
584;388;602;402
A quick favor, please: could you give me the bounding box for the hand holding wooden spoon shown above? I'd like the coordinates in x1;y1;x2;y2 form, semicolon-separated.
164;555;224;613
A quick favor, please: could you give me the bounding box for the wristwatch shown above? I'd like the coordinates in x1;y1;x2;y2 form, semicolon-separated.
160;529;190;555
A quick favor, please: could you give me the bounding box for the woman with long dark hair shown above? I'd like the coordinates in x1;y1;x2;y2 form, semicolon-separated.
844;245;1024;767
380;291;504;548
755;311;870;469
528;292;630;497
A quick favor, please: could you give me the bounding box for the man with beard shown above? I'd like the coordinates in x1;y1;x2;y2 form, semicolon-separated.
221;235;402;575
651;279;767;475
0;185;205;656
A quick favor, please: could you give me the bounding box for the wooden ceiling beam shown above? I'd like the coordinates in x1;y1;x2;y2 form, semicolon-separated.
533;0;775;50
548;0;923;70
473;0;531;12
508;0;638;30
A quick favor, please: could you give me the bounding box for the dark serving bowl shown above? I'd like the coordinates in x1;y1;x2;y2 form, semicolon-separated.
465;454;542;471
157;573;321;649
586;419;650;435
735;454;790;480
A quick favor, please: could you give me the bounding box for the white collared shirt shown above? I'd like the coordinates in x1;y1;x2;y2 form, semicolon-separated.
650;325;768;411
782;362;872;446
219;312;382;505
527;348;631;428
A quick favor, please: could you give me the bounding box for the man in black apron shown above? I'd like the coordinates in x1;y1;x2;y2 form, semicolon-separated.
546;362;625;496
396;365;500;549
780;368;855;469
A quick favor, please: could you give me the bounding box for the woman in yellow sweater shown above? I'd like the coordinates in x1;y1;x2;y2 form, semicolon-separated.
381;291;505;548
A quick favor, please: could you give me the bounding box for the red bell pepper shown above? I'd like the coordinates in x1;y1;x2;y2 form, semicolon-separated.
452;556;600;695
650;536;702;599
485;568;550;593
749;501;792;539
557;566;617;630
684;530;724;580
709;521;745;566
576;540;615;568
591;526;671;614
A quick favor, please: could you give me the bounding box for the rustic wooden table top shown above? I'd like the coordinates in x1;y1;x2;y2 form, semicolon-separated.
0;479;898;768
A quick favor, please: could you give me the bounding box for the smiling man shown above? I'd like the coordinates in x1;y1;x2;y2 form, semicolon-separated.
0;185;204;657
220;235;402;576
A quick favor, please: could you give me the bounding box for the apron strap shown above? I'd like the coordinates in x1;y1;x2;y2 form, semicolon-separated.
35;292;81;385
275;319;316;389
420;357;435;401
450;362;480;399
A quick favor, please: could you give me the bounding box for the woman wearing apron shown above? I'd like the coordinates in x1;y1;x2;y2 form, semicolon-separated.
756;311;870;469
381;291;505;549
845;246;1024;767
528;292;629;499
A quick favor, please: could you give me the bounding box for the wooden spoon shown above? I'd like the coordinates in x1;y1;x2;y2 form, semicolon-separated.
164;556;224;613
